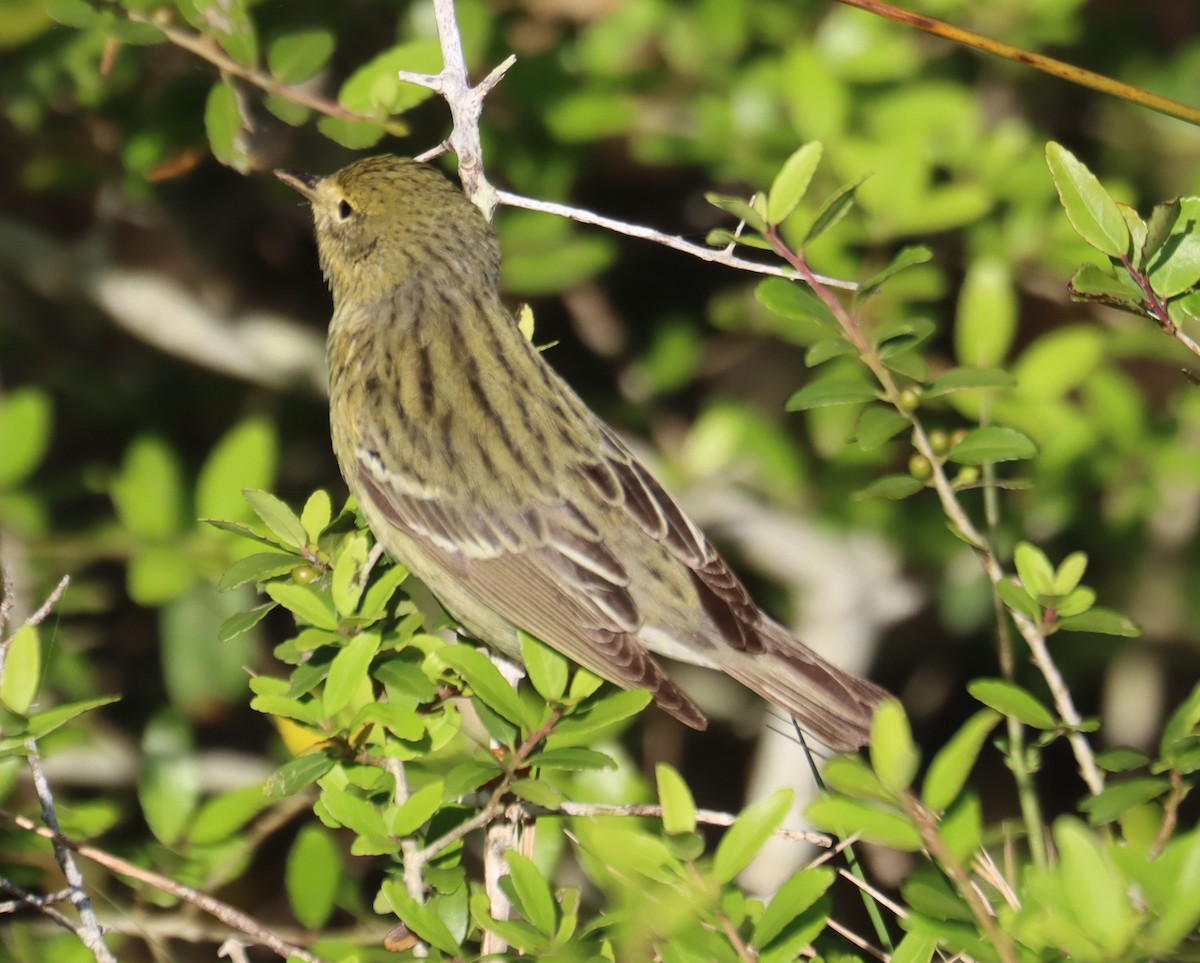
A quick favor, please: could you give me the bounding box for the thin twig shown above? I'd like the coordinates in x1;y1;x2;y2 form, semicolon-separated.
764;224;1105;797
834;0;1200;126
19;574;70;634
1121;253;1200;361
395;0;516;213
517;801;832;846
496;190;857;290
0;809;325;963
124;10;409;136
0;880;80;936
24;741;115;963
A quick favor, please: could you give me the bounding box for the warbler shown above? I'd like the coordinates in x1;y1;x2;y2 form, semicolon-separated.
276;155;886;750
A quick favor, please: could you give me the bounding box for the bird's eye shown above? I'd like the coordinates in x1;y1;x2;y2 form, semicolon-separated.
337;199;354;220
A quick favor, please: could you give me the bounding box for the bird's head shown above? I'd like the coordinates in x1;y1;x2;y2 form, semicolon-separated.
275;154;500;305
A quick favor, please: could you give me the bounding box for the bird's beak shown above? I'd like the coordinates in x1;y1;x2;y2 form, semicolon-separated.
274;168;321;201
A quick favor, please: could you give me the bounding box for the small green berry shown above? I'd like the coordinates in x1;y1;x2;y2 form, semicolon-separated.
955;466;980;487
909;454;933;480
897;387;923;412
291;564;319;584
928;429;949;454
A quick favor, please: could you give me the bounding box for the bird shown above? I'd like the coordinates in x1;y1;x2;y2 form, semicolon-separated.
275;154;887;751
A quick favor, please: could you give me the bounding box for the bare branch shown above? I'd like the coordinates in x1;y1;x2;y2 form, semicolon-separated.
0;808;325;963
25;741;115;963
395;0;517;214
497;190;857;290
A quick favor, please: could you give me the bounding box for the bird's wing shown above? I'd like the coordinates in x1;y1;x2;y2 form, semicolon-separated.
352;453;708;729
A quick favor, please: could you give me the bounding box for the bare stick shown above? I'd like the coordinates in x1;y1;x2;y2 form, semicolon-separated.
496;190;856;290
24;741;115;963
396;0;516;214
0;809;325;963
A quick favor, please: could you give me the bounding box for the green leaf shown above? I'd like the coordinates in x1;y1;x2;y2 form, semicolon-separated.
188;784;269;846
656;763;697;834
545;688;650;747
860;245;933;296
265;582;339;631
195;418;278;522
705;192;767;234
1057;608;1140;636
752;867;834;948
1045;142;1131;259
218;602;276;643
505;852;558;935
139;713;198;847
870;698;919;792
1143;199;1182;269
855;407;909;450
1053;552;1089;595
1055;817;1136;955
767;142;822;225
805;796;922;850
805;337;855;367
955;258;1018;366
1068;263;1144;312
711;789;794;883
390;780;443;837
922;709;1001;811
323;631;379;717
435;646;526;726
340;40;442;116
244;490;308;549
383;881;461;955
1079;777;1169;825
264;754;335;800
754;277;838;329
331;532;369;617
510;777;562;808
1014;542;1056;597
286;824;341;928
204;80;250;173
25;696;119;740
823;754;895;803
925;367;1016;398
0;388;52;488
470;890;551;953
316;115;386;150
267;29;336;84
946;426;1036;465
526;747;615;772
1054;586;1096;618
968;679;1057;729
889;931;939;963
0;625;40;714
997;578;1041;620
46;0;101;26
111;436;184;539
351;702;424;742
804;174;867;245
851;474;925;500
218;553;299;592
519;631;568;702
320;788;388;840
874;316;937;358
301;490;332;541
1149;199;1200;298
786;379;878;411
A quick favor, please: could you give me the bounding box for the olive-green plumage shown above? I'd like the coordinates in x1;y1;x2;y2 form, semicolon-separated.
276;155;885;750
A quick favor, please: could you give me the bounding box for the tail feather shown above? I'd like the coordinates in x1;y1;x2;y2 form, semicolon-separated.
720;619;886;751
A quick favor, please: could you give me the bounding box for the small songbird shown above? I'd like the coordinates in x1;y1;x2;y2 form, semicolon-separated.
276;155;886;750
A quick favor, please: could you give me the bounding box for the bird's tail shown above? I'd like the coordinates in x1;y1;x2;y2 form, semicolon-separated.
720;618;887;751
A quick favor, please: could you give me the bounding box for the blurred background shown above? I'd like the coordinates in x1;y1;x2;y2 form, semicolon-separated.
3;0;1200;955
